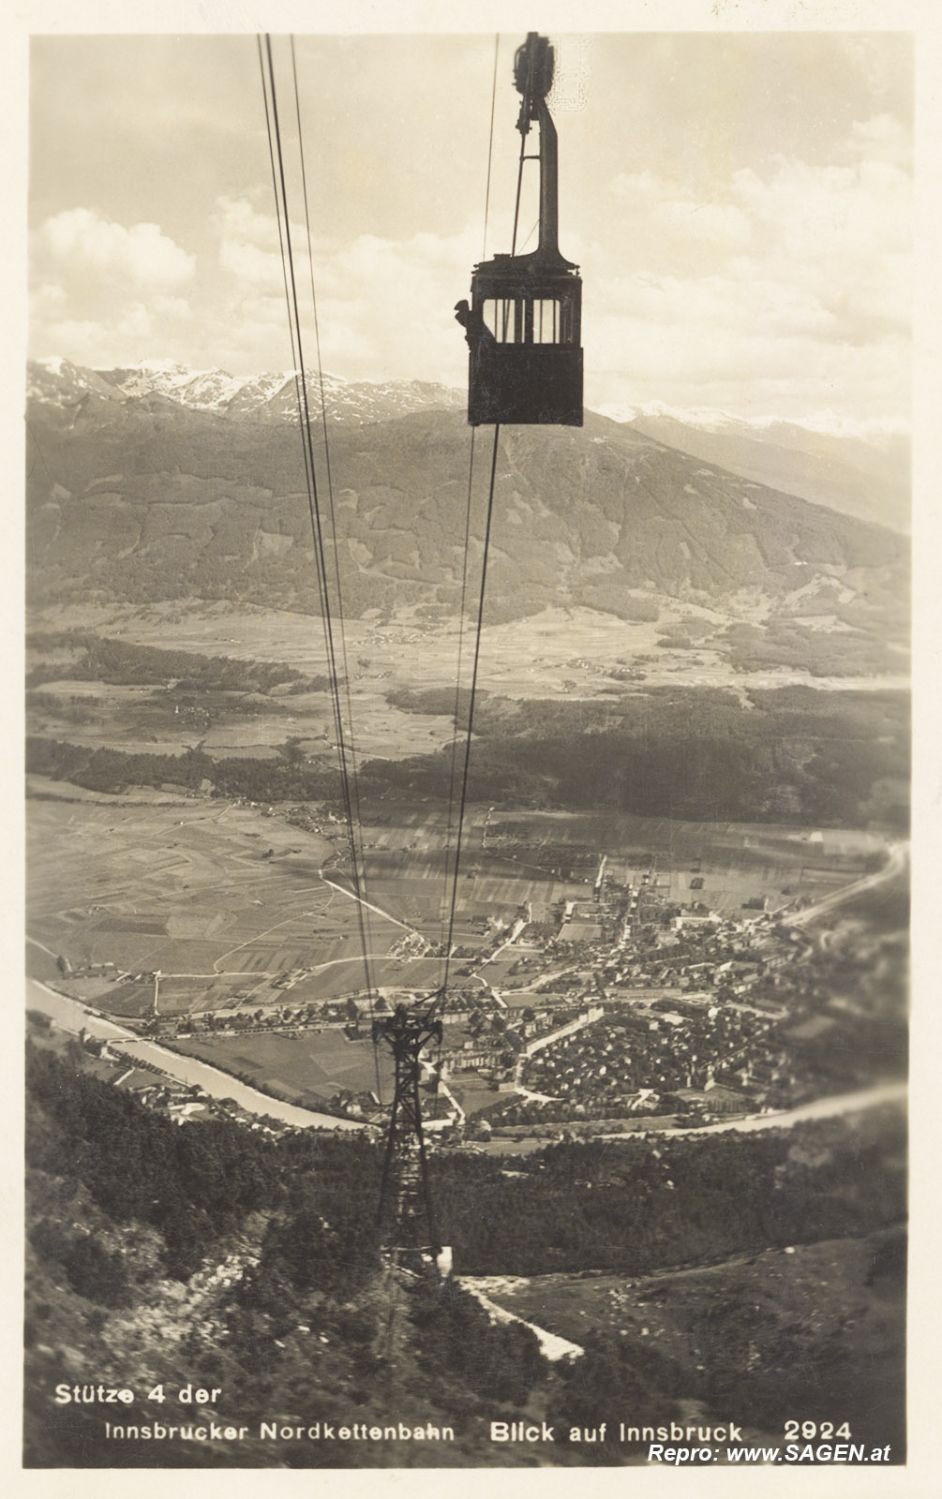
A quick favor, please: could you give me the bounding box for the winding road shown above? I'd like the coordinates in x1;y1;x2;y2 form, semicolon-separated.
600;1079;906;1141
785;839;908;928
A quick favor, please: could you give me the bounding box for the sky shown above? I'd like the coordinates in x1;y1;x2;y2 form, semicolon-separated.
28;30;912;432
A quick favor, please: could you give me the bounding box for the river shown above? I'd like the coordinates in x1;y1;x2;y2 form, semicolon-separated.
26;978;904;1145
26;978;367;1132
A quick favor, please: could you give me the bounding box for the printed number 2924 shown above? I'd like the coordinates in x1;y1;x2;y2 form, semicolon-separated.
784;1422;852;1441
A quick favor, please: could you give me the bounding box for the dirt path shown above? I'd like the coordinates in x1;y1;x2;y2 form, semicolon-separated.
455;1278;584;1361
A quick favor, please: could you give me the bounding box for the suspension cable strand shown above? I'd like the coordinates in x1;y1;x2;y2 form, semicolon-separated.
440;425;501;998
263;35;377;1017
290;36;367;838
288;36;383;1087
481;35;500;260
265;37;361;870
259;42;348;863
259;41;341;756
517;215;541;255
259;36;381;1092
259;42;355;909
380;35;505;1256
440;36;502;982
501;51;531;339
439;425;477;957
290;37;374;905
510;137;527;260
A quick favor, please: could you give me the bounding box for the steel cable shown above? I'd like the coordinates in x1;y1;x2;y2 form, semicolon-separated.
258;36;382;1100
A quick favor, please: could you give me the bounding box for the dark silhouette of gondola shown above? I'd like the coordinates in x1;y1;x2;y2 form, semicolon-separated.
460;32;583;426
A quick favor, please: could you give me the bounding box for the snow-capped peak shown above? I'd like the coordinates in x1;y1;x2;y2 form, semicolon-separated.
28;357;465;427
27;356;128;408
597;398;908;444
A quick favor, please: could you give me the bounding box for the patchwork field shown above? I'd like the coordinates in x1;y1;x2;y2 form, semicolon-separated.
26;788;579;1010
27;675;453;764
484;809;885;916
26;795;391;996
28;781;886;1022
26;600;899;1019
170;1027;395;1107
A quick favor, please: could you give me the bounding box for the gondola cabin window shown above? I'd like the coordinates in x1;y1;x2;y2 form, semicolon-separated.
482;297;567;345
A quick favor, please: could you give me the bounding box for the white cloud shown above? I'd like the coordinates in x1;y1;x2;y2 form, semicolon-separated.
35;318;114;367
610;171;753;254
116;302;154;339
584;125;911;426
213;195;318;292
214;196;281;287
731;157;909;269
214;196;277;247
30;282;66;317
153;295;193;321
603;271;838;339
30;208;197;369
39;208;195;286
586;296;909;428
847;113;911;168
308;227;478;382
211;215;476;383
219;237;283;285
658;198;752;250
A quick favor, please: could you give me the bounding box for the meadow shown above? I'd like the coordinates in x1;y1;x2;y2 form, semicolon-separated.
26;794;373;1000
171;1027;395;1108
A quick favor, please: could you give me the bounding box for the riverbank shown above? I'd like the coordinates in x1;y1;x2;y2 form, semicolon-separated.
26;978;367;1132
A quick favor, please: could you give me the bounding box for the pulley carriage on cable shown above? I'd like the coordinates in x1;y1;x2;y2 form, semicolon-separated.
456;32;583;427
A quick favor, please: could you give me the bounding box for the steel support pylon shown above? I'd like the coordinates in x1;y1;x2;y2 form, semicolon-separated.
373;1002;444;1261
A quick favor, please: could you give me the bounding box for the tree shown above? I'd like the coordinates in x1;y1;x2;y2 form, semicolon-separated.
278;737;307;768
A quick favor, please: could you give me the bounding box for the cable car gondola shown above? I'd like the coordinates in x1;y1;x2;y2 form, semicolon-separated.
456;32;583;427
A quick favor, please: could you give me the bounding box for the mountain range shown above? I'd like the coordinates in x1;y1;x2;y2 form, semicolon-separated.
27;356;465;429
26;358;908;631
621;409;909;535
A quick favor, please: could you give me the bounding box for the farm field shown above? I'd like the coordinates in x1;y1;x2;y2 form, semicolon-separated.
484;808;886;914
27;779;887;1021
448;1071;512;1117
486;807;884;862
170;1008;479;1110
26;795;386;994
169;1027;396;1107
25;788;571;1011
284;954;447;1004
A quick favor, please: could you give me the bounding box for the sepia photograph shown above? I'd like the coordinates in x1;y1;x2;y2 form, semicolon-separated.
19;3;921;1475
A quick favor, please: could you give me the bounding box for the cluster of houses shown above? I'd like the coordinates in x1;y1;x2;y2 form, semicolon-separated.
432;856;872;1133
516;1002;789;1123
75;1030;214;1122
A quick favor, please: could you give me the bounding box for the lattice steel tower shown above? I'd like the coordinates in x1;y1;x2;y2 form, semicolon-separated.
373;1001;448;1270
